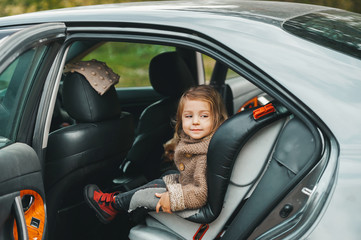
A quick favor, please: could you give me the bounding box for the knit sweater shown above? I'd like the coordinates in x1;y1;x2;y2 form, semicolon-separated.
162;132;211;212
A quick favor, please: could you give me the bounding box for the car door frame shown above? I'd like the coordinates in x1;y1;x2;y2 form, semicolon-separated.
0;22;66;240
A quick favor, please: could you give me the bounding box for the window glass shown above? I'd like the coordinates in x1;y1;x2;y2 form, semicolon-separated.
81;42;174;88
0;59;17;91
283;10;361;60
226;68;239;80
202;54;239;83
202;54;216;84
0;45;48;147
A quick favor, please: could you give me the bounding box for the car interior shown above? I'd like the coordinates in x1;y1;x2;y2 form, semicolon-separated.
40;39;323;240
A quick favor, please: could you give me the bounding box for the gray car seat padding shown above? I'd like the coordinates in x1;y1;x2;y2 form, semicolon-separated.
222;117;322;239
130;218;184;240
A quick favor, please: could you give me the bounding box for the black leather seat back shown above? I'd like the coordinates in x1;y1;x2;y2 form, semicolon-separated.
149;52;195;98
45;72;134;238
186;102;290;223
121;52;195;179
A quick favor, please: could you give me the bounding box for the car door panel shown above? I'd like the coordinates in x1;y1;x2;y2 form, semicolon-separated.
0;144;42;194
0;23;66;240
0;193;18;239
0;143;44;240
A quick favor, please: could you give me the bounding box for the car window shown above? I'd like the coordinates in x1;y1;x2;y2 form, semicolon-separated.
202;54;239;83
283;9;361;60
226;69;239;80
80;42;175;88
0;45;48;147
202;54;216;84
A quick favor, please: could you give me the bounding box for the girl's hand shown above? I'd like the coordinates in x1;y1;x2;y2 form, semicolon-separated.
155;192;172;214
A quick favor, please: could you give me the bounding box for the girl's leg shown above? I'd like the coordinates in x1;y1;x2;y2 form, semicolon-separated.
84;179;165;224
115;179;166;211
128;187;167;212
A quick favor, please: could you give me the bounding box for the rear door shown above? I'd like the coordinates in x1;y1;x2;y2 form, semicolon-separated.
0;23;66;240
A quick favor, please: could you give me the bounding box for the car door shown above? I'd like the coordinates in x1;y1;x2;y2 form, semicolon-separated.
0;23;66;240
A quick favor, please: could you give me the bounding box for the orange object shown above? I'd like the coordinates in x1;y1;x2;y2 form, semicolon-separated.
238;97;258;113
253;103;275;119
13;190;45;240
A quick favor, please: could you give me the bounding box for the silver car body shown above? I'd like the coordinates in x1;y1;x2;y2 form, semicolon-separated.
0;1;360;239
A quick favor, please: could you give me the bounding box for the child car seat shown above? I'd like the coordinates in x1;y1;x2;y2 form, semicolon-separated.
129;102;322;239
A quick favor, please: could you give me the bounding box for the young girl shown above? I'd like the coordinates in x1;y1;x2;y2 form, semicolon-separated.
84;85;228;223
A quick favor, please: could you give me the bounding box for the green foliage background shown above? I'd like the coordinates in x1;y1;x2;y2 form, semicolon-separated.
0;0;360;17
280;0;360;13
0;0;160;17
81;42;174;87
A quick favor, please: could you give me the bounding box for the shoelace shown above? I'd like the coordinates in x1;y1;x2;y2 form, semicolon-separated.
97;191;117;205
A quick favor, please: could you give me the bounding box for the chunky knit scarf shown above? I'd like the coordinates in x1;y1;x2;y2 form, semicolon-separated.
163;132;212;211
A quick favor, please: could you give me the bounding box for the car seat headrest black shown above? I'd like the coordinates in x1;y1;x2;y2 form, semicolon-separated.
62;72;121;123
149;52;195;98
187;102;290;223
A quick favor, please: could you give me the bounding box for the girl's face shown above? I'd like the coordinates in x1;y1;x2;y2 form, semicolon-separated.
182;99;213;140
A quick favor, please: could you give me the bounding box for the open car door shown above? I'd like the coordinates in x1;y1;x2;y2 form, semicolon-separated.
0;23;66;240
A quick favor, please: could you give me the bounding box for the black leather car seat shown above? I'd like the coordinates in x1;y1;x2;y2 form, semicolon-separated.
128;102;322;240
45;72;134;239
119;51;195;180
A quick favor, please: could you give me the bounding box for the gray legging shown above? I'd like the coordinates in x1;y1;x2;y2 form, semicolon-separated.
114;179;166;212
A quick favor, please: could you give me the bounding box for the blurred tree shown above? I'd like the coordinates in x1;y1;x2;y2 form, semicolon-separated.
0;0;160;17
273;0;360;13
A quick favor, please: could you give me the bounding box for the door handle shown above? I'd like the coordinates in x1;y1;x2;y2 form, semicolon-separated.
13;196;29;240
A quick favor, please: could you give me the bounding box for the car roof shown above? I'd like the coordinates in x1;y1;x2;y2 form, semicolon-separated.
0;0;331;28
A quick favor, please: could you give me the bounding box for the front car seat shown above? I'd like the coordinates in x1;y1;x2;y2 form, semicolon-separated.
120;51;195;180
45;72;134;239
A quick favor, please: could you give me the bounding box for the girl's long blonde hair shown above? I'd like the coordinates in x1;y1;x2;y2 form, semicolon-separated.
174;85;228;140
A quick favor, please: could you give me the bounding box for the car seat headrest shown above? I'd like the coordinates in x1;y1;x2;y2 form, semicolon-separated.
149;52;195;98
62;72;121;123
